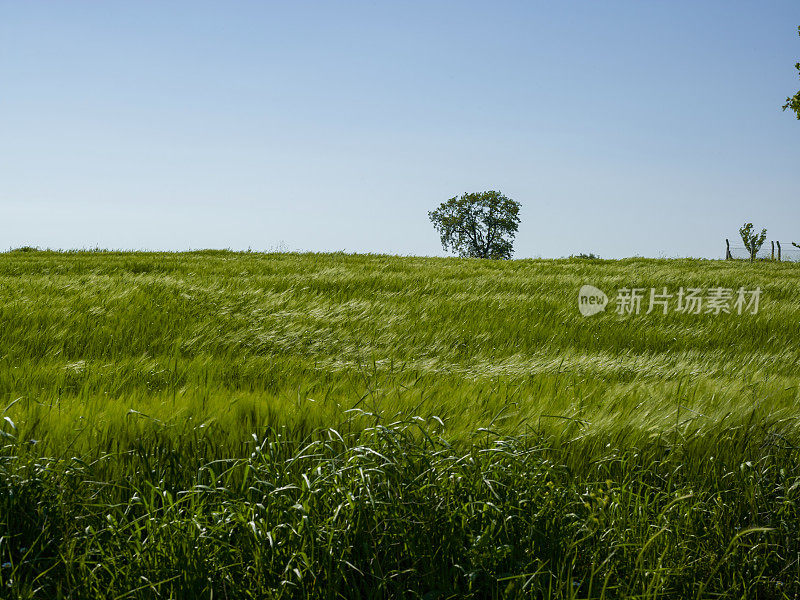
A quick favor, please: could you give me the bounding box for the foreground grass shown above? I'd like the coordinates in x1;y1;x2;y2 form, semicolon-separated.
1;250;799;598
2;414;799;599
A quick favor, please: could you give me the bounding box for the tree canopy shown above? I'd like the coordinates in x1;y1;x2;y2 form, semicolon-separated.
739;222;767;262
428;191;521;259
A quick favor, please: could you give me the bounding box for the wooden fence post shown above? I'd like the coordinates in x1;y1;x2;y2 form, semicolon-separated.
725;239;731;260
777;241;782;262
772;241;775;260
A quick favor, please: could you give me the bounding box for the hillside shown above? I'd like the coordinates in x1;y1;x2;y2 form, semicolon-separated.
2;251;798;448
1;251;799;598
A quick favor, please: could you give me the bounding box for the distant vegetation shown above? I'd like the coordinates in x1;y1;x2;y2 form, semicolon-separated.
429;191;521;259
738;222;768;262
1;251;799;598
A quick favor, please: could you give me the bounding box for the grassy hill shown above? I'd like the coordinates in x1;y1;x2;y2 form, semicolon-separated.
1;251;799;598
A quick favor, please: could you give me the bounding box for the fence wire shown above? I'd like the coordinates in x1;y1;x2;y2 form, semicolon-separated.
727;243;800;262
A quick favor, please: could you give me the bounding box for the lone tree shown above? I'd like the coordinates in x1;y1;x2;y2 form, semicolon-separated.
739;222;767;262
429;191;521;259
784;26;800;119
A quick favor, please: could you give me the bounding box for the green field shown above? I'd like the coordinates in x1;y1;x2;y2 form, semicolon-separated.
2;250;799;598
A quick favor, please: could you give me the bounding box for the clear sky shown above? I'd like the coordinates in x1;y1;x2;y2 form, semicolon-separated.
2;1;799;258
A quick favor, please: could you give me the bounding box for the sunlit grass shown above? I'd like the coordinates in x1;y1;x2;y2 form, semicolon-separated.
1;250;799;597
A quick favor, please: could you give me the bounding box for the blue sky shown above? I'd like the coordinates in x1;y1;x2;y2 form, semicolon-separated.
2;1;798;258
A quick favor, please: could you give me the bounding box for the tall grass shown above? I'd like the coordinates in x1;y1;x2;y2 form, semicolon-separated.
1;251;799;597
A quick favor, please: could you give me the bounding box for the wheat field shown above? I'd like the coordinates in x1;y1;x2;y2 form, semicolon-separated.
1;250;799;598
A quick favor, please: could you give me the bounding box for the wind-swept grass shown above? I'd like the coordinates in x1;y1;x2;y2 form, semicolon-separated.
0;251;799;597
